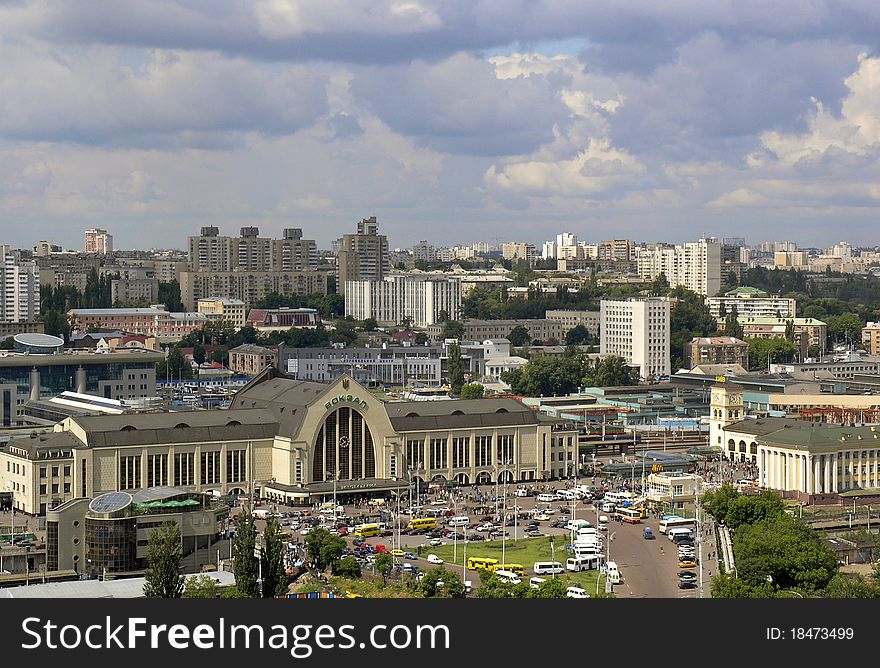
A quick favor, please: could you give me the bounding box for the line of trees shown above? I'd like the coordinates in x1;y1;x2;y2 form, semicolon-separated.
501;352;639;397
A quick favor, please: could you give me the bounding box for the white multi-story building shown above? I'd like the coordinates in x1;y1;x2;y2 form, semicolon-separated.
600;297;671;380
0;246;40;323
412;240;436;263
197;297;247;330
84;228;113;254
636;237;722;296
542;241;556;260
345;275;461;328
827;241;853;262
706;287;796;323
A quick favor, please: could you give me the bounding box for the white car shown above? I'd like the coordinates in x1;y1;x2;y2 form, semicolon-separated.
566;586;590;599
429;538;443;546
426;554;444;564
299;527;311;535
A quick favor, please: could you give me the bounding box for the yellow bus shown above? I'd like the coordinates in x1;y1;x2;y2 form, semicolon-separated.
467;557;499;571
407;517;438;532
489;563;524;576
618;508;641;524
354;523;382;538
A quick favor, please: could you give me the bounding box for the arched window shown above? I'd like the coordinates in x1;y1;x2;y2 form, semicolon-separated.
495;408;509;414
226;420;241;427
406;412;420;418
121;425;136;432
173;423;190;429
312;407;377;482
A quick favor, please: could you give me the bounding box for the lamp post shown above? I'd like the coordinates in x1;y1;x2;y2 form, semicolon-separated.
866;505;872;533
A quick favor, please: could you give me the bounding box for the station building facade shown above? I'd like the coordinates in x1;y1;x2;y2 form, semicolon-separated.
0;369;577;514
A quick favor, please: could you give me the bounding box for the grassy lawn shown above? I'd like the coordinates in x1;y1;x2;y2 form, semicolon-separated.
428;536;604;593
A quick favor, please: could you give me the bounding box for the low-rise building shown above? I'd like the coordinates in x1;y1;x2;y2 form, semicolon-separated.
707;286;796;322
246;307;320;332
646;472;699;515
228;344;277;376
197;297;247;330
739;316;827;354
69;306;208;342
688;336;749;368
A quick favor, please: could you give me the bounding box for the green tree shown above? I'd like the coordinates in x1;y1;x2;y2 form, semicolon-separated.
669;287;717;371
158;281;184;312
414;332;429;345
701;484;741;523
157;347;193;380
182;574;220;598
527;577;568;598
460;382;485;400
592;356;639;386
650;272;670;296
305;527;346;572
41;309;72;341
724;491;785;530
564;325;593;345
192;343;206;365
260;517;288;598
418;566;465;598
710;572;773;598
824;573;880;598
747;337;798;371
440;320;464;340
724;306;744;339
143;521;184;598
374;552;394;585
474;571;527;598
332;555;363;579
361;317;378;332
508;325;531;346
330;319;359;346
447;341;464;396
233;509;259;597
502;354;587;397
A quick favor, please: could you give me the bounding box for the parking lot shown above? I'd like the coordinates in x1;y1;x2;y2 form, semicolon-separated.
250;470;718;598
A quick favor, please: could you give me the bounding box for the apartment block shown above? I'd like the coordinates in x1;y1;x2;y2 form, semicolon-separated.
636;237;722;296
600;297;671;380
0;246;41;323
337;217;390;295
863;322;880;356
688;336;749;369
179;268;328;311
84;228;113;254
501;242;537;266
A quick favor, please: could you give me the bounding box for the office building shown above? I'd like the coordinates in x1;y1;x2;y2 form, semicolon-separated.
636;238;722;296
0;246;40;323
84;228;113;255
197;297;247;330
0;371;578;515
600;297;671;380
345;275;461;328
707;287;797;323
0;339;162;426
45;488;228;576
70;307;208;342
337;217;390;295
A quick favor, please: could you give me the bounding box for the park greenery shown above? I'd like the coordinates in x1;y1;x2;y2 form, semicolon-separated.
501;352;638;397
703;486;880;598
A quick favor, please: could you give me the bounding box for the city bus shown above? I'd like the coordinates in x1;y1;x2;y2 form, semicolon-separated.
354;523;382;538
407;517;438;532
467;557;499;571
658;516;696;534
618;508;642;524
489;563;524;576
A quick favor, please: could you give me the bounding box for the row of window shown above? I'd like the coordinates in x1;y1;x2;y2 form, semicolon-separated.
118;450;247;490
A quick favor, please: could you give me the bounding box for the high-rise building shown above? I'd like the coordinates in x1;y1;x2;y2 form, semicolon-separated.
501;242;536;266
33;241;61;257
84;228;113;254
337;217;390;295
636;238;722;296
600;297;671;380
598;240;634;262
0;246;41;323
541;241;556;260
412;240;436;263
186;226;317;273
345;275;461;328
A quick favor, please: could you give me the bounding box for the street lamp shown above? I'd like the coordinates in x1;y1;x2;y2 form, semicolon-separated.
325;469;340;526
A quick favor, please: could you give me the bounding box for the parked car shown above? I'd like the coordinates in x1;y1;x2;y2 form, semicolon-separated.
426;554;444;564
390;549;405;557
678;581;698;589
404;552;417;560
526;529;543;537
429;537;443;546
678;559;697;568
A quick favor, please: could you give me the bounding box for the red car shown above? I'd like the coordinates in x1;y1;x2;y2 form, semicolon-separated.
375;544;388;554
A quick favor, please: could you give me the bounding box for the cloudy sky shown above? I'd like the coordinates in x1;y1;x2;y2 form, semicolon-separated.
2;1;880;251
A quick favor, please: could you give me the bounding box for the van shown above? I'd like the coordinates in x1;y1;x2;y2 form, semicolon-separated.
447;516;470;528
494;570;522;585
643;527;654;540
533;561;565;575
574;545;601;558
566;586;589;599
515;488;530;497
668;527;694;542
601;502;617;513
537;493;557;503
605;561;620;584
566;519;591;532
529;576;546;589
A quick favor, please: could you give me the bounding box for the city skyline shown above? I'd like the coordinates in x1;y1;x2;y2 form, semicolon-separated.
1;3;880;249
